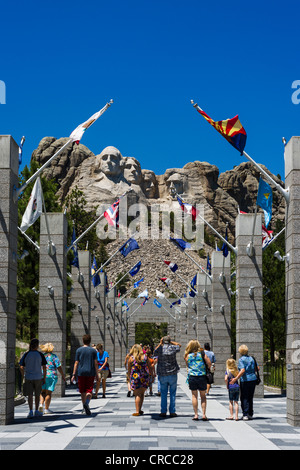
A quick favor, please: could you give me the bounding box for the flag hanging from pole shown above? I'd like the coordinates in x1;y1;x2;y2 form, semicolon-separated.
91;255;100;287
103;199;120;228
170;299;181;308
70;226;79;269
156;290;165;299
160;277;172;287
153;299;162;308
256;178;273;228
170;237;191;251
222;227;229;258
134;277;144;288
129;261;141;277
193;103;247;155
119;238;139;257
177;195;199;221
262;225;273;249
163;260;178;272
207;254;211;275
69;101;113;144
20;177;43;232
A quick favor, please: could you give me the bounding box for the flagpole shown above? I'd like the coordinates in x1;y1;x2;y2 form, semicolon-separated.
18;227;40;251
115;284;136;306
40;179;56;256
156;302;176;321
242;150;289;204
128;303;143;319
107;260;141;293
14;138;73;202
67;189;133;254
246;204;259;256
262;226;285;251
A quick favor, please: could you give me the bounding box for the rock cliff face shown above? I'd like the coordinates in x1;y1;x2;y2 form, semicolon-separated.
32;138;285;244
31;138;286;295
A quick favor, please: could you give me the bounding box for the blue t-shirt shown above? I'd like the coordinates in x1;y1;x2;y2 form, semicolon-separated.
204;350;216;363
225;371;240;389
19;350;47;380
75;346;97;376
97;351;109;370
238;355;257;382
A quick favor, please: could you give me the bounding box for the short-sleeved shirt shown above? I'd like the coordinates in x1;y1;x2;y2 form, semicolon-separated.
97;351;109;370
156;344;180;376
75;346;97;377
44;353;61;378
186;352;206;376
204;350;216;364
238;355;257;382
19;350;47;380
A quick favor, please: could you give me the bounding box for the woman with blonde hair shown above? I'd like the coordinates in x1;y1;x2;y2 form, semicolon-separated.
39;343;65;414
225;358;240;420
184;340;211;421
127;344;154;416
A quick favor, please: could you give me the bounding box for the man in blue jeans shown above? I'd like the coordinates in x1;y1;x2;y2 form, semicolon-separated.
154;336;181;417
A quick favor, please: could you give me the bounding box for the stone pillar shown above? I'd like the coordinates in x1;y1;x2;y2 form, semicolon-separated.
114;300;123;368
105;288;116;371
0;136;19;425
211;250;231;385
90;271;106;348
196;272;212;347
39;213;67;397
235;213;264;397
70;250;91;373
285;137;300;426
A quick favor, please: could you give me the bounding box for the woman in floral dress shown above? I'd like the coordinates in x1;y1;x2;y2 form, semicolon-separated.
128;344;154;416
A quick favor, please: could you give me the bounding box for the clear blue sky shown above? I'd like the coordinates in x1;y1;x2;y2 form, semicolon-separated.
1;0;300;181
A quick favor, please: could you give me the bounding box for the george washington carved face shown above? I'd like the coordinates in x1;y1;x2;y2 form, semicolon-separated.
97;146;123;177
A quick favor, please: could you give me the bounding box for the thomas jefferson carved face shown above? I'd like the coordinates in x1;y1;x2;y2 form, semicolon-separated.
123;157;142;184
98;146;123;177
142;170;157;198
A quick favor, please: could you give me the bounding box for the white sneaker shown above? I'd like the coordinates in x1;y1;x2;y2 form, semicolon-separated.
44;409;53;414
242;415;249;420
38;404;44;413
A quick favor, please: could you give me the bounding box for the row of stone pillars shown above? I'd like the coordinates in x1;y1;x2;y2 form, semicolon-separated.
0;135;300;426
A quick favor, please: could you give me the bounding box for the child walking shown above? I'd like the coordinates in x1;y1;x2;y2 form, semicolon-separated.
225;358;240;421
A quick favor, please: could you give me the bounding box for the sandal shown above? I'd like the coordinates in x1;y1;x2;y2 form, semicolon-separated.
226;417;234;420
192;417;199;421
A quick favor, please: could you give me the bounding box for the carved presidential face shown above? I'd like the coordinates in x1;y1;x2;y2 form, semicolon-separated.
142;170;157;198
166;172;186;195
123;157;142;184
98;146;123;177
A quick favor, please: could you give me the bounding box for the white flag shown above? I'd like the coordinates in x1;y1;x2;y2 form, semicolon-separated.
156;289;165;299
20;177;43;232
138;289;149;298
69;101;113;143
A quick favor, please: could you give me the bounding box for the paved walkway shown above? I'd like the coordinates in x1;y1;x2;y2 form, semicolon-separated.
1;369;300;451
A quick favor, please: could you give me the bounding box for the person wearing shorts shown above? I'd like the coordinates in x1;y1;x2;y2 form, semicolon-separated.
72;334;99;415
19;338;47;419
39;343;66;414
184;340;211;421
93;344;109;398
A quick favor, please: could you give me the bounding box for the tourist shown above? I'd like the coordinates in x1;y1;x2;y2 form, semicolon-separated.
39;342;66;414
184;340;211;421
127;344;154;416
124;348;133;397
154;336;181;417
144;346;155;396
204;342;216;395
71;334;99;416
93;343;109;398
225;358;240;421
19;338;47;419
230;344;259;420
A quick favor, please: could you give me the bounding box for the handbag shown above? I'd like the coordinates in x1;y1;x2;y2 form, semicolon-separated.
252;356;261;385
107;363;112;378
201;350;214;384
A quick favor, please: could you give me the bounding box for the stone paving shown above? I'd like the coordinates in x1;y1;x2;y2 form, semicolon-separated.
1;369;300;451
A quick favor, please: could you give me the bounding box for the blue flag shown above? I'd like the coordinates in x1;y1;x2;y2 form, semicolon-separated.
256;178;273;228
170;237;191;251
170;299;181;308
153;298;162;308
129;261;141;277
134;277;144;288
91;255;100;287
122;300;129;312
119;238;139;257
189;274;197;297
71;226;79;269
222;227;229;258
207;254;211;275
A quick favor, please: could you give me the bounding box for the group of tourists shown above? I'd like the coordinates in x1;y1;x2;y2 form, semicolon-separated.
19;335;260;421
